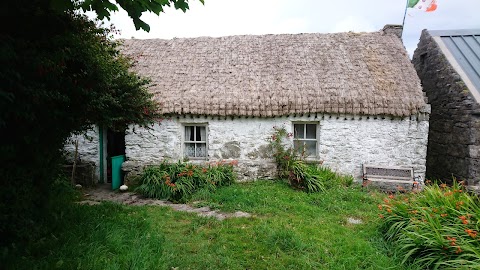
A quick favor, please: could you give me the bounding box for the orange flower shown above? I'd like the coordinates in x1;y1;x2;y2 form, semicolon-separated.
440;183;447;189
462;220;469;225
386;208;392;213
465;229;478;238
202;168;207;173
410;210;418;214
388;194;394;199
187;170;194;177
413;181;419;185
456;201;464;209
446;236;457;247
455;247;462;254
378;214;384;219
459;216;467;220
377;204;383;210
441;213;448;218
383;198;389;203
229;160;239;166
444;191;453;197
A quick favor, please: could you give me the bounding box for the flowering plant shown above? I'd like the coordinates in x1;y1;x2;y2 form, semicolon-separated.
136;160;237;202
378;180;480;269
268;126;352;192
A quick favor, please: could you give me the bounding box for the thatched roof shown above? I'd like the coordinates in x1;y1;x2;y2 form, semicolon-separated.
121;29;426;117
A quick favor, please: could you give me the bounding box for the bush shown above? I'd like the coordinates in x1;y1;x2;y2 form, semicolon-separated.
136;160;236;202
378;181;480;269
268;126;352;192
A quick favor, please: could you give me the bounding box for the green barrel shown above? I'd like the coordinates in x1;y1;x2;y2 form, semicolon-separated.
111;155;125;190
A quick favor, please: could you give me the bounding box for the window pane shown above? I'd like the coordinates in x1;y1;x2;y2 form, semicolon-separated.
306;124;316;139
185;143;195;157
293;140;304;154
196;126;206;141
185;126;194;141
196;143;206;157
294;124;304;139
305;141;317;157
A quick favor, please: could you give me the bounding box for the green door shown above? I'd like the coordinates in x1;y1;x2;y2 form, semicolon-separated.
111;155;125;190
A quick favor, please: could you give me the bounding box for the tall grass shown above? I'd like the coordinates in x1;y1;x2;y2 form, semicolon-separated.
136;160;236;202
379;181;480;269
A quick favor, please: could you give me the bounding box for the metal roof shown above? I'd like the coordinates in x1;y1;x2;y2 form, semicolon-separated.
429;29;480;96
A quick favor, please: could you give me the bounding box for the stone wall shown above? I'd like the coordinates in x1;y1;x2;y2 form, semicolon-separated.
124;114;429;182
64;127;100;181
412;30;480;188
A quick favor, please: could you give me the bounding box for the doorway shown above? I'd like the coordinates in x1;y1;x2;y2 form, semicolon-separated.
106;128;125;184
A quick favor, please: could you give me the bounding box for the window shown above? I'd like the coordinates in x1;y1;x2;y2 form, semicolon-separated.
293;123;317;157
184;125;207;158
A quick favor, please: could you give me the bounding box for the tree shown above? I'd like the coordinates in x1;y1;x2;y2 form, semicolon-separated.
0;0;202;247
52;0;204;32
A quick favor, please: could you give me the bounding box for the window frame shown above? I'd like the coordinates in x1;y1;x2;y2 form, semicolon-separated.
292;122;319;158
183;124;208;160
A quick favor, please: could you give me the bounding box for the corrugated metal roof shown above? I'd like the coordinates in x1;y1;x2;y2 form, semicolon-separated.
430;29;480;95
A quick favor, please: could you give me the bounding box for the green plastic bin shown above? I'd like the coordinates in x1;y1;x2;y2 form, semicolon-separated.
111;155;125;190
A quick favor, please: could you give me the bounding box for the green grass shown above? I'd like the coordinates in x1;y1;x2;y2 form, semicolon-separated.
5;181;412;270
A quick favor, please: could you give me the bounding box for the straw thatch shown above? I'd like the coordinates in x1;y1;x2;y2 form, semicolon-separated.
121;30;425;117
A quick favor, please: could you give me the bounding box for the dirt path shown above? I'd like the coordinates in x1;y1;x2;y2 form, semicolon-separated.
78;184;251;221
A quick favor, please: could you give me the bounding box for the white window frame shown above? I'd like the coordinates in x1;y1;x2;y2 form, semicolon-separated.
183;124;208;160
293;122;318;158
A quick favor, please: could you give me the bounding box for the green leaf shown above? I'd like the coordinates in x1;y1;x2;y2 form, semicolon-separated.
102;0;119;12
133;18;150;32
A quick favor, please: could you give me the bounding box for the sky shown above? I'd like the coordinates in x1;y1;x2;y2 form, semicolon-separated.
102;0;480;57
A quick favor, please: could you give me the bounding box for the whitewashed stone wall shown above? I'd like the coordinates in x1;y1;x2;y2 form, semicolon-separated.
64;127;100;180
125;114;429;182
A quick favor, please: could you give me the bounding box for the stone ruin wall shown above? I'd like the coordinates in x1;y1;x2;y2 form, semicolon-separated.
412;30;480;189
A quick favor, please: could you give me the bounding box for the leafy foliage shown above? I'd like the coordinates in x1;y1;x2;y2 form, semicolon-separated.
379;181;480;269
268;126;353;192
136;160;237;202
51;0;205;32
0;0;160;248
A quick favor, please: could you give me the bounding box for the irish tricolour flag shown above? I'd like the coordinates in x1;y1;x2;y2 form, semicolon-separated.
408;0;438;12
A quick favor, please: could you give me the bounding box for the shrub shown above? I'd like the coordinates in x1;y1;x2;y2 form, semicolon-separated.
136;160;236;202
268;126;352;192
378;181;480;269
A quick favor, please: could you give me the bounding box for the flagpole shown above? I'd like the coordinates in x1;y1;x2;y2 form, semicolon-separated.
401;0;409;38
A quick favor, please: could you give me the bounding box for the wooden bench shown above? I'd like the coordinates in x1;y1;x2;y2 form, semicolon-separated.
362;164;420;190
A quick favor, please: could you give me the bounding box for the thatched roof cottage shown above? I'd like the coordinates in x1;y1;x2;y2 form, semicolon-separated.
66;25;430;185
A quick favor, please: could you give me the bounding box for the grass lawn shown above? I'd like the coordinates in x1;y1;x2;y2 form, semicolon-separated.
7;181;411;270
